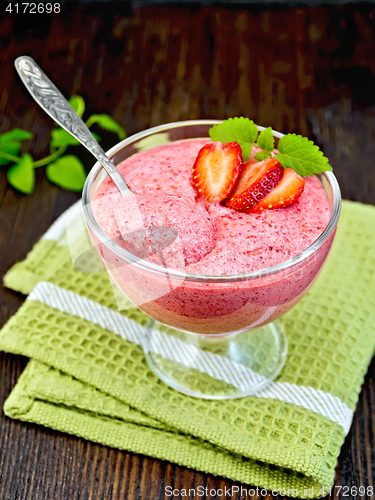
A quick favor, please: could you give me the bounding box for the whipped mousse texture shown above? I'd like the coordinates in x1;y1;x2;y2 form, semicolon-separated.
94;139;331;275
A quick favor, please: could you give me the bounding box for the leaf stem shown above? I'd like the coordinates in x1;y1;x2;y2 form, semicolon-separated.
33;145;67;168
0;151;21;163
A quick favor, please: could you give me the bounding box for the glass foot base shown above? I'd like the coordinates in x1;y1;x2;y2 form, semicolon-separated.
142;321;288;399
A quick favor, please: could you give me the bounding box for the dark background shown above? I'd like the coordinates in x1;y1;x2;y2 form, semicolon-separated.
1;2;375;499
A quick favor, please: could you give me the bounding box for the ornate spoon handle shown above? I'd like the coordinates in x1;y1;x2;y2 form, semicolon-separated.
15;56;130;196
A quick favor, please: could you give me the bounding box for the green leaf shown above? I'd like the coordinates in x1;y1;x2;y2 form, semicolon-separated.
68;95;85;118
51;127;99;149
209;117;258;161
256;127;274;152
7;153;35;194
46;155;87;191
51;128;80;148
276;134;332;176
254;151;272;161
88;114;126;140
0;128;34;142
0;128;34;166
210;117;332;176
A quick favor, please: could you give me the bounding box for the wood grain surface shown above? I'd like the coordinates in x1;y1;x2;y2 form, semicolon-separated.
1;3;375;499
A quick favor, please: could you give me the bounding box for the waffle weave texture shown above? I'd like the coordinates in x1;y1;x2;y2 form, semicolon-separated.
1;200;375;498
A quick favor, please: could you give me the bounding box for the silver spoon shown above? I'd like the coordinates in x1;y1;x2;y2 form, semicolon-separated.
14;56;130;196
14;57;201;266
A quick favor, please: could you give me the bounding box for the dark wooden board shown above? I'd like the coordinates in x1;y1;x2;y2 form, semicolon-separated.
1;3;375;499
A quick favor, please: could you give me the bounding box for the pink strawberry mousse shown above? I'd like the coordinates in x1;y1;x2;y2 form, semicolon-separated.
93;139;333;334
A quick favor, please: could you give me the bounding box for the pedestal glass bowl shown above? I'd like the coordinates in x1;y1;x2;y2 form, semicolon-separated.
82;121;341;399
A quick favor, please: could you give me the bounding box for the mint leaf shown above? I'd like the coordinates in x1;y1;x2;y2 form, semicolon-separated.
46;155;87;191
0;128;34;166
254;151;271;161
51;128;80;148
276;134;332;176
0;128;33;141
88;114;126;140
257;127;274;152
209;117;258;161
69;95;85;118
7;153;35;194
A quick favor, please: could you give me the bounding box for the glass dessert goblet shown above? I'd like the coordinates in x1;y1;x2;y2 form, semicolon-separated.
82;121;341;399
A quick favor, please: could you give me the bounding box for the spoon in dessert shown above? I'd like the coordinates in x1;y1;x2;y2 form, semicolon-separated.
14;56;214;268
14;55;130;196
14;56;174;259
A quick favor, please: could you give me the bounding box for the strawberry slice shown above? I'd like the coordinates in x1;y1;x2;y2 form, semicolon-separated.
192;141;242;202
253;168;305;211
226;157;283;212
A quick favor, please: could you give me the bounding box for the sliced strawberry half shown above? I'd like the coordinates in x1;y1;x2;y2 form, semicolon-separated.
252;168;305;211
226;157;283;212
192;141;242;202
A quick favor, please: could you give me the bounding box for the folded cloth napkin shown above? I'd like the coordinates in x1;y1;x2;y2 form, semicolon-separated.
1;200;375;499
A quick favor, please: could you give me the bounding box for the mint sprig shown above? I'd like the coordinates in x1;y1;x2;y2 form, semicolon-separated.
209;118;332;175
0;95;126;194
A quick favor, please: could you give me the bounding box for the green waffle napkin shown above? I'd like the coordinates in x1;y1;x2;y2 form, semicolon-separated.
1;200;375;499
